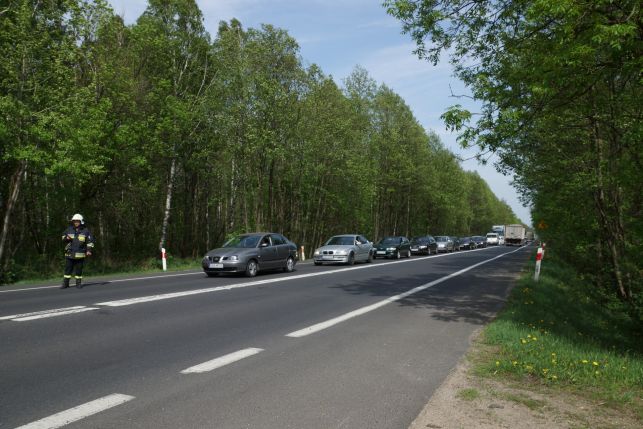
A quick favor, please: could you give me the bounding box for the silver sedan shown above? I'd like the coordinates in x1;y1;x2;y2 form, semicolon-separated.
313;234;373;265
202;233;298;277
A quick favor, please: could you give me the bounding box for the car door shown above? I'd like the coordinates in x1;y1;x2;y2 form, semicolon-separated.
258;235;278;269
270;234;289;265
357;235;371;261
401;237;410;255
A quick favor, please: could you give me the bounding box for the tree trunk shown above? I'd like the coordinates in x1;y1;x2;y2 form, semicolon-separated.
0;161;27;266
159;158;176;252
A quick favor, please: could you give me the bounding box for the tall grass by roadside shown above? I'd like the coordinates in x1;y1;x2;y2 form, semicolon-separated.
477;251;642;410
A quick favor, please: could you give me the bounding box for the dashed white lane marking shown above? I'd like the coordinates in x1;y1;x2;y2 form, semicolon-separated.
286;246;526;338
0;306;99;322
180;348;264;374
14;393;134;429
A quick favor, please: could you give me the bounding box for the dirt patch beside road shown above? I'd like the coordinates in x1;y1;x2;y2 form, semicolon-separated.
409;330;640;429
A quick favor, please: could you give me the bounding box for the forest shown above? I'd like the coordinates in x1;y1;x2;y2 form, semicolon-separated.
0;0;519;283
386;0;641;317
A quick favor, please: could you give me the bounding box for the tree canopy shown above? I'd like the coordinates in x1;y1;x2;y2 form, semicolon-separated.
385;0;642;315
0;0;520;283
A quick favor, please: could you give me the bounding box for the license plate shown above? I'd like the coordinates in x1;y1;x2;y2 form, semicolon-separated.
323;255;333;260
376;251;386;255
209;263;223;269
411;247;418;251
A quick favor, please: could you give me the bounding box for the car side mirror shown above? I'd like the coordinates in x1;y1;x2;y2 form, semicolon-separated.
260;242;269;247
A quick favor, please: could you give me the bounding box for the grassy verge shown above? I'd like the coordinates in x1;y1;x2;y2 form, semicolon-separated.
474;251;642;416
4;256;202;286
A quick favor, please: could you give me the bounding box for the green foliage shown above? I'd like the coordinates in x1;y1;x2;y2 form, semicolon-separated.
0;1;519;282
385;0;642;313
480;254;642;407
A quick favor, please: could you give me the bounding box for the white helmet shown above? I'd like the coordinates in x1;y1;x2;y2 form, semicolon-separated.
71;214;84;222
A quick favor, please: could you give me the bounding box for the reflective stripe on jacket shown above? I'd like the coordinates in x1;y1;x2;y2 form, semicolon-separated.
62;225;95;259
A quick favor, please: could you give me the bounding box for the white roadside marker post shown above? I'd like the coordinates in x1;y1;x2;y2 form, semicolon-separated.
300;246;306;261
534;247;543;281
161;247;167;271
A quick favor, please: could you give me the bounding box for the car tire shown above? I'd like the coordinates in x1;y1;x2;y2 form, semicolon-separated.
245;260;258;277
206;272;218;277
314;261;322;266
284;257;295;273
367;251;373;263
395;250;401;259
347;252;355;265
406;250;411;257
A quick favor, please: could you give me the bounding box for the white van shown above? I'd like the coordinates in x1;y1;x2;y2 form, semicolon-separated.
486;232;499;245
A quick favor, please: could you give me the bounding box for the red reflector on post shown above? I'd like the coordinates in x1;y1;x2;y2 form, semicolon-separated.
536;248;543;261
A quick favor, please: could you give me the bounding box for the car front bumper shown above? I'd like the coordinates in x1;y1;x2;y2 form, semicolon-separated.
202;259;245;273
314;254;350;264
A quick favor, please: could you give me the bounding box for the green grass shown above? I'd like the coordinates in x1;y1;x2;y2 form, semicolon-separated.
456;388;480;401
3;256;202;286
476;252;643;412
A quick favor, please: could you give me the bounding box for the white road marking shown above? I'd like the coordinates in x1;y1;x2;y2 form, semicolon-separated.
14;393;134;429
286;246;526;338
180;348;264;374
0;246;500;293
94;247;501;308
0;247;526;323
0;306;98;322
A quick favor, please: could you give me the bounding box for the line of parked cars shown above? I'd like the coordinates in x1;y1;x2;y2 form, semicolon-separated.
202;231;497;278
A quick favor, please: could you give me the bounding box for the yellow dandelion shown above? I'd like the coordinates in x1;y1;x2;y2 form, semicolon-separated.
595;371;600;375
496;361;500;366
521;339;527;344
581;359;588;364
532;337;538;341
552;375;558;380
512;361;518;366
592;361;599;366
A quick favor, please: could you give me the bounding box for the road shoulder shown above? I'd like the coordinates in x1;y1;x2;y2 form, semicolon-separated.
409;330;639;429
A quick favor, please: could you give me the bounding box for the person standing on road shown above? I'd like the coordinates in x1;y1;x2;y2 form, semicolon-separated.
61;214;95;289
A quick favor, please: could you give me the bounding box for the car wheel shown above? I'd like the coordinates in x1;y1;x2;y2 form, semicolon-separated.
206;272;218;277
406;250;411;257
245;260;258;277
367;251;373;263
347;252;355;265
314;261;322;266
284;256;295;273
395;250;401;259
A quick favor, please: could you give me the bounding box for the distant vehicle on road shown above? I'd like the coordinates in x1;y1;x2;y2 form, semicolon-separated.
486;232;500;245
435;236;455;253
505;224;526;246
313;234;373;265
373;236;411;259
491;225;505;235
410;236;437;255
202;233;298;277
471;236;487;248
459;236;475;250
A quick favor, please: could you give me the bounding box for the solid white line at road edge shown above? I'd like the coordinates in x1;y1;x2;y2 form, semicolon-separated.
14;393;134;429
286;246;526;338
180;348;264;374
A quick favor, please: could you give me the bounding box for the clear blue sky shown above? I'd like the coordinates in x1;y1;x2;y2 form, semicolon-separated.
108;0;531;226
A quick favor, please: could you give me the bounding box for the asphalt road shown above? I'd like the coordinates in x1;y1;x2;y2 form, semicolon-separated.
1;245;532;429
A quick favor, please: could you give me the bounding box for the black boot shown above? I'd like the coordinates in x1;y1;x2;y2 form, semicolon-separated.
60;278;70;289
75;278;82;289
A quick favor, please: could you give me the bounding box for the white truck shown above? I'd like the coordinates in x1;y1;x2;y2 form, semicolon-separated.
504;224;526;246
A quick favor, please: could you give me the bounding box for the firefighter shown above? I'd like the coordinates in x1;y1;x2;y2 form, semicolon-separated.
61;214;95;289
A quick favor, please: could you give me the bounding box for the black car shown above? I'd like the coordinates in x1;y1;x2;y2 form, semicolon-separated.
410;235;438;255
373;236;411;259
202;232;298;277
471;236;487;248
459;236;475;250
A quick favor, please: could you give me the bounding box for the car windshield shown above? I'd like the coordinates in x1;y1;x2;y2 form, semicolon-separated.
379;237;401;245
487;233;498;238
435;236;449;242
326;236;355;246
411;237;427;244
222;235;261;248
